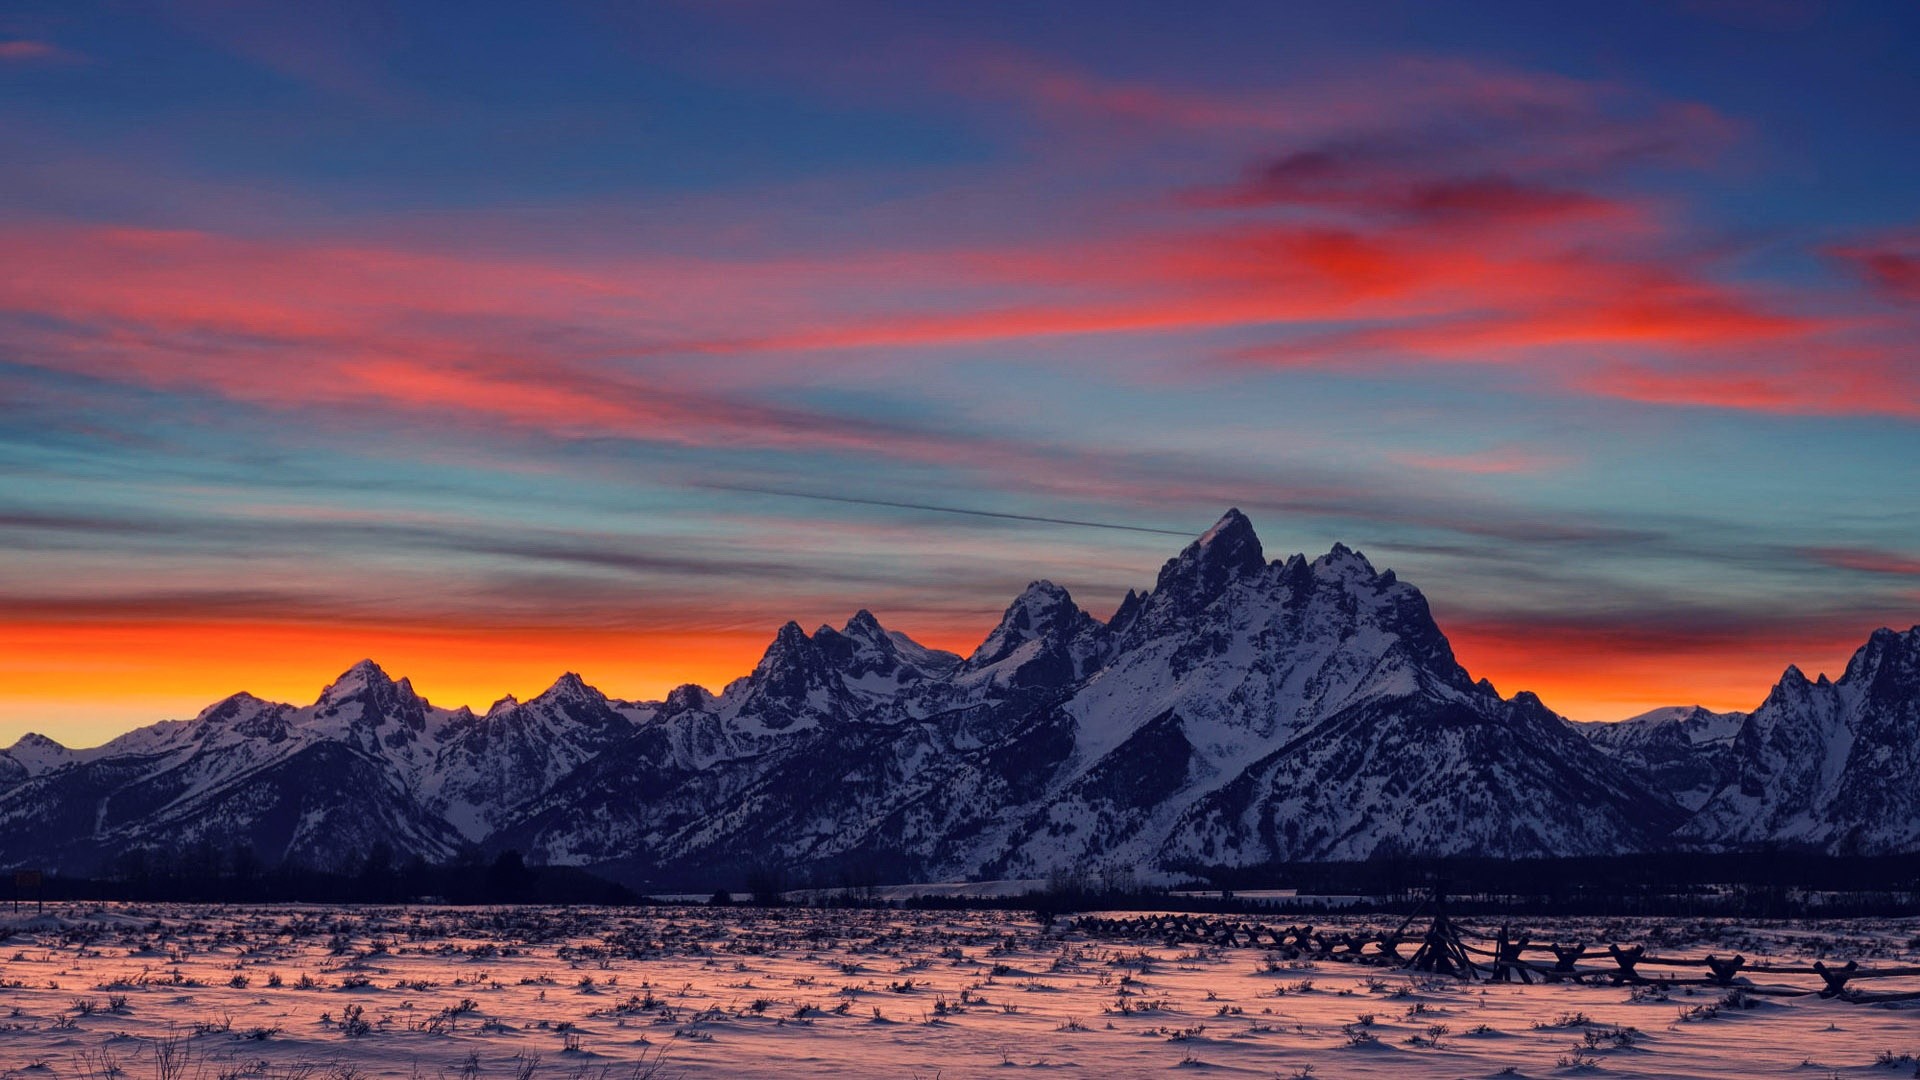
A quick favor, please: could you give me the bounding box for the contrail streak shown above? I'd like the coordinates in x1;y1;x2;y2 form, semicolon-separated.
698;484;1195;537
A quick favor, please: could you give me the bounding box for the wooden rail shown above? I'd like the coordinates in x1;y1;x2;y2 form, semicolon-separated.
1069;912;1920;1004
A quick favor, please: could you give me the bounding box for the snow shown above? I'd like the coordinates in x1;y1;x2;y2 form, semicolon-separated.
1607;706;1748;746
2;732;79;774
0;903;1914;1079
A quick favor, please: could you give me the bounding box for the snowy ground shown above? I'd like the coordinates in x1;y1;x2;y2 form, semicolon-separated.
1;904;1917;1078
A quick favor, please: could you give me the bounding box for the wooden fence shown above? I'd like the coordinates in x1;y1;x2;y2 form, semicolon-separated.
1070;911;1920;1004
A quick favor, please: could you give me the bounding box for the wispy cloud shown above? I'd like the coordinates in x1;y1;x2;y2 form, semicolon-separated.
0;39;74;62
1801;545;1920;577
1830;226;1920;304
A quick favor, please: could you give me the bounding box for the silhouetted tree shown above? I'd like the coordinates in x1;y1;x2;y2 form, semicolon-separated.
488;850;531;902
746;865;787;906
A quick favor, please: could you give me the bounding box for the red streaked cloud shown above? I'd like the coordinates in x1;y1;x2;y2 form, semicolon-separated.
1579;348;1920;419
0;223;1005;460
1830;226;1920;303
0;47;1913;490
948;46;1731;163
1802;546;1920;577
0;40;69;62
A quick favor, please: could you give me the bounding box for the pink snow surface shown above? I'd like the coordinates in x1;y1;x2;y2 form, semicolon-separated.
0;904;1915;1077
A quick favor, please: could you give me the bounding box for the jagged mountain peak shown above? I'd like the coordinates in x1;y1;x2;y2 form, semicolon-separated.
727;618;870;731
663;683;715;713
1679;623;1920;854
1015;578;1073;605
1155;508;1266;601
535;672;603;705
188;690;294;743
810;610;891;651
808;608;957;688
844;608;888;640
763;613;949;690
1199;506;1257;546
750;621;823;681
310;658;432;732
1844;625;1920;684
197;689;272;717
1595;705;1748;749
1;731;77;780
1310;541;1378;582
956;579;1105;690
9;731;67;753
316;658;400;702
969;581;1089;657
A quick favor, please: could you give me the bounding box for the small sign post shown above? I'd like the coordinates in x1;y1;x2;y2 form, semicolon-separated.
14;869;43;914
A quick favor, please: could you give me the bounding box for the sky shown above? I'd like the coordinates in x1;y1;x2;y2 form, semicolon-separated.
2;1;1919;745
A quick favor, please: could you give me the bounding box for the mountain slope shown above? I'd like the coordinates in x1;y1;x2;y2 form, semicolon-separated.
1682;627;1920;854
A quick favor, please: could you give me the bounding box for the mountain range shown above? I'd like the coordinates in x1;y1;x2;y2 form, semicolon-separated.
4;509;1917;888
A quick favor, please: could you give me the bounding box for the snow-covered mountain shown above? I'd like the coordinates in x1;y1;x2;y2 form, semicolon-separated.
1576;705;1747;811
3;510;1916;883
972;515;1677;877
1678;627;1920;854
0;732;78;786
491;512;1684;889
0;660;648;873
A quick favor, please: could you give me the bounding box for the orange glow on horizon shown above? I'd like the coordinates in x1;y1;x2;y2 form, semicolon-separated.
0;621;765;749
0;619;996;749
0;612;1888;749
1444;623;1873;723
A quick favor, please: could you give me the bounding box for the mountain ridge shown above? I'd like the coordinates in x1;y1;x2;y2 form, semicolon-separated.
4;509;1917;885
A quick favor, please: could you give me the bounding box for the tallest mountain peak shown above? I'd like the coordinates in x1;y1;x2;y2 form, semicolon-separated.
314;657;422;714
1188;508;1264;568
1155;508;1267;601
322;658;393;694
1199;507;1256;545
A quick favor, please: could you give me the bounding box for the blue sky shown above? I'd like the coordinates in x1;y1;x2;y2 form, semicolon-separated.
2;1;1918;741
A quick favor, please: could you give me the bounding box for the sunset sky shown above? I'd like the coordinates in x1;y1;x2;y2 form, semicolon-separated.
3;1;1919;745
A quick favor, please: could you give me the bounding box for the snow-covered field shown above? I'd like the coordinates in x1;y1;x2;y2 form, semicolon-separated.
2;904;1917;1078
